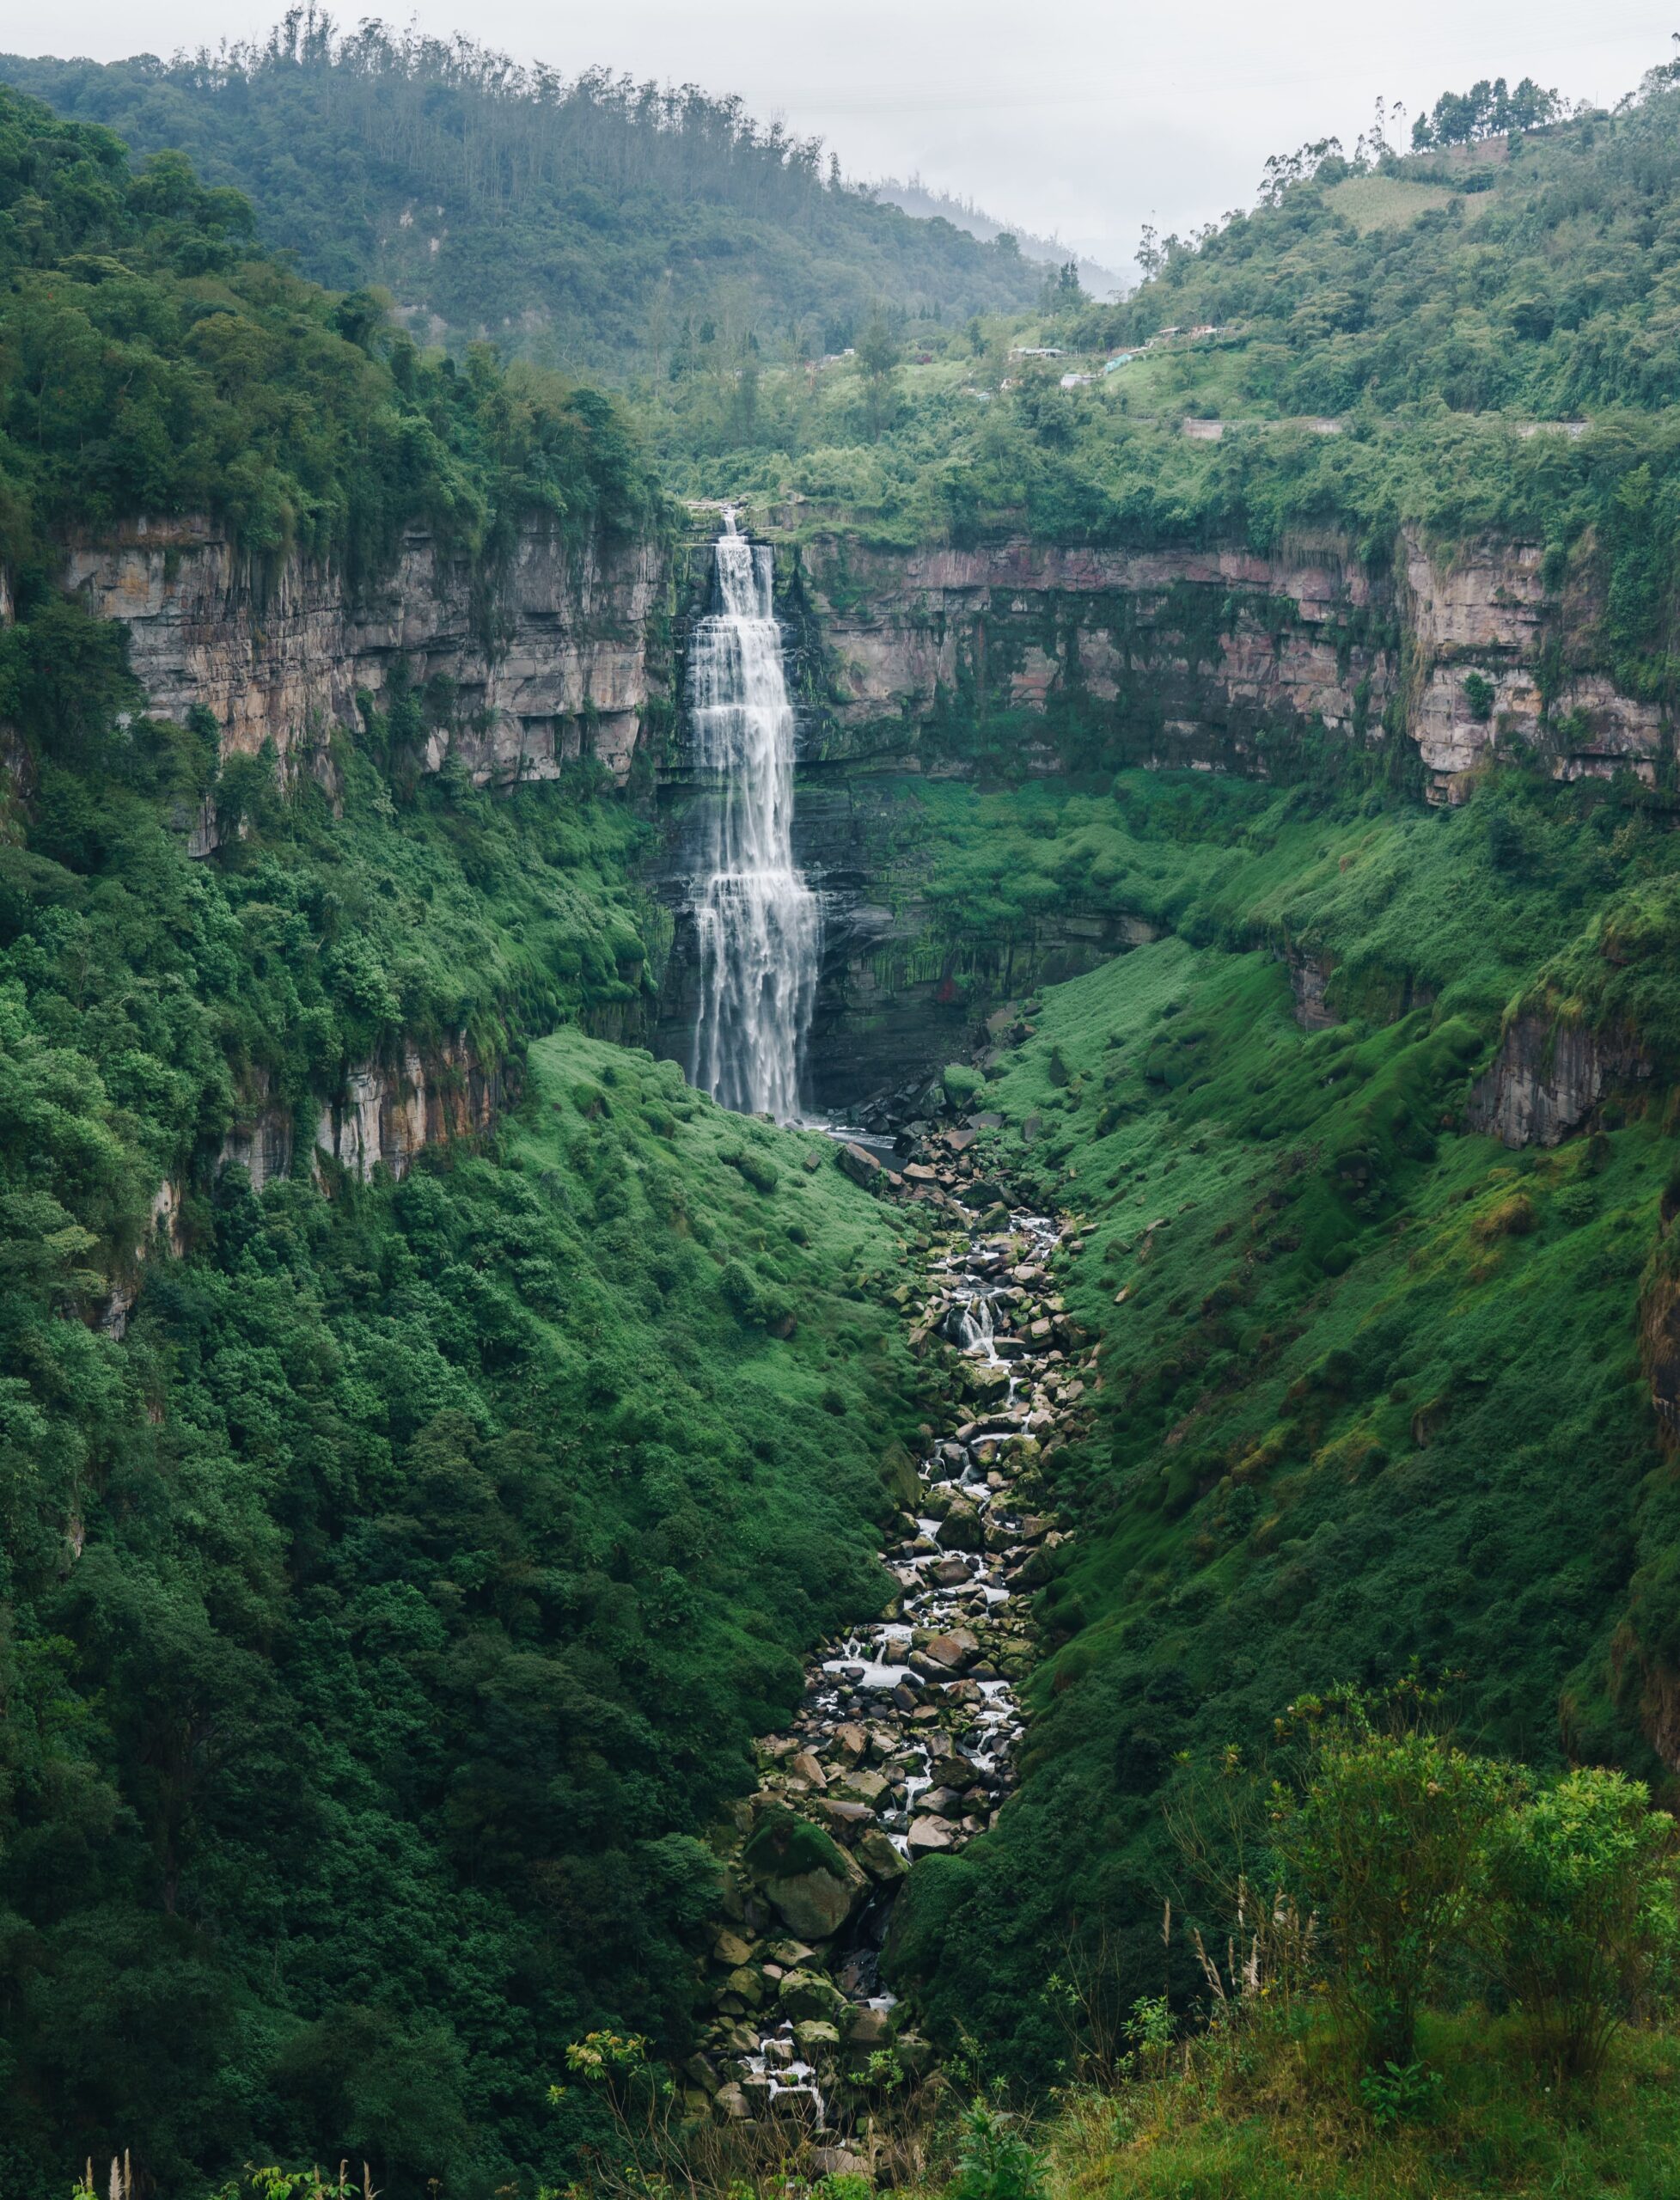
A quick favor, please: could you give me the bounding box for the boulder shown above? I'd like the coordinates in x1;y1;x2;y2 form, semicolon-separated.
837;1143;883;1188
764;1937;816;1967
714;2082;753;2120
938;1500;985;1552
809;2148;870;2179
833;1768;890;1806
963;1362;1011;1402
779;1968;847;2024
792;2019;842;2055
896;2033;936;2078
724;1965;767;2009
923;1628;979;1671
814;1798;877;1838
906;1816;957;1854
847;2005;895;2049
787;1751;828;1788
712;1928;754;1968
856;1828;909;1885
743;1807;869;1939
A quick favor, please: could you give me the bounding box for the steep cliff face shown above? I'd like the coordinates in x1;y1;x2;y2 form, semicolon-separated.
219;1038;508;1194
1468;1013;1653;1147
65;515;669;788
763;522;1665;802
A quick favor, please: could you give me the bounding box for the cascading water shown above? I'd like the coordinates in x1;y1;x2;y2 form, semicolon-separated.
686;510;820;1121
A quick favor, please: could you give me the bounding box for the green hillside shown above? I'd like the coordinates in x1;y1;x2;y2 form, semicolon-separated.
0;78;924;2196
0;15;1043;378
8;33;1680;2200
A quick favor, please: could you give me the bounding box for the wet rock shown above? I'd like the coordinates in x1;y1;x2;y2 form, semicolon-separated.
838;1143;883;1188
793;2020;842;2055
928;1749;974;1788
779;1969;848;2024
923;1628;980;1671
906;1816;957;1854
938;1500;985;1551
856;1828;910;1884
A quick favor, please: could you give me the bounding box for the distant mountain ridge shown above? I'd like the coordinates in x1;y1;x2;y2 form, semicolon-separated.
872;170;1129;298
0;15;1046;376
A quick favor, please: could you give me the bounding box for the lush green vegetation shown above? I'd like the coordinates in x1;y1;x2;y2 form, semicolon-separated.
0;14;1042;380
0;75;658;583
886;765;1680;2083
9;36;1680;2200
0;77;932;2198
0;628;928;2192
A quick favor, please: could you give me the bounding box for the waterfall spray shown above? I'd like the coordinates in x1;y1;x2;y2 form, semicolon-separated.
687;511;820;1121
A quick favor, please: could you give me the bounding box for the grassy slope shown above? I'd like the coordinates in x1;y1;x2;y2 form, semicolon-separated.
1040;2013;1680;2198
887;768;1677;2079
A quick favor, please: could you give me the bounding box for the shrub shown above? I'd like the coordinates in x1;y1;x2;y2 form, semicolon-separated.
1488;1767;1680;2088
950;2099;1046;2200
1275;1689;1518;2067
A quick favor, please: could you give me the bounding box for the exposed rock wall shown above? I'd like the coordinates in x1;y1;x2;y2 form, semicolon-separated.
64;515;669;788
220;1038;506;1193
761;522;1665;803
1467;1013;1652;1147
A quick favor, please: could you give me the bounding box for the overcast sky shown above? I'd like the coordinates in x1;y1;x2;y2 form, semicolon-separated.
24;0;1679;277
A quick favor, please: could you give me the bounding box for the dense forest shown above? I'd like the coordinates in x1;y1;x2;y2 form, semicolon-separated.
0;12;1044;376
7;18;1680;2200
0;78;927;2194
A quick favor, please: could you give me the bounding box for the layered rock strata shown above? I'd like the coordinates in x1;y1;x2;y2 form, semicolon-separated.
1468;1014;1651;1147
64;515;668;788
758;521;1664;803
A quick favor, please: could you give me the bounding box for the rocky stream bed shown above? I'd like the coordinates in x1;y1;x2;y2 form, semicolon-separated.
678;1120;1097;2172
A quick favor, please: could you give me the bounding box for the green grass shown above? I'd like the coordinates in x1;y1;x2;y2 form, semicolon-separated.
884;768;1678;2081
1324;175;1457;233
1042;2014;1680;2199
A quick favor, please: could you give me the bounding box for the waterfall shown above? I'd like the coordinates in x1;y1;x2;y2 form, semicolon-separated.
687;511;820;1121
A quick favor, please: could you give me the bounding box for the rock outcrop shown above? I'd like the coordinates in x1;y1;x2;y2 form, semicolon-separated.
218;1038;506;1192
1467;1014;1651;1147
64;515;669;788
746;518;1664;804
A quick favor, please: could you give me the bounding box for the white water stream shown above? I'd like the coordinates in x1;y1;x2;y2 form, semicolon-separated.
687;512;820;1121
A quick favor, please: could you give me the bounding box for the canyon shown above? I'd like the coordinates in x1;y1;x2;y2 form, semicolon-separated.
67;507;1670;1131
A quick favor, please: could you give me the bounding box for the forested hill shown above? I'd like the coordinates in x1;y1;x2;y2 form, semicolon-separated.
1066;56;1680;415
0;15;1044;376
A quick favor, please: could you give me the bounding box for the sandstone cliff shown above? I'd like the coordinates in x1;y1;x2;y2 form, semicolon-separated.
65;514;669;789
759;522;1663;802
